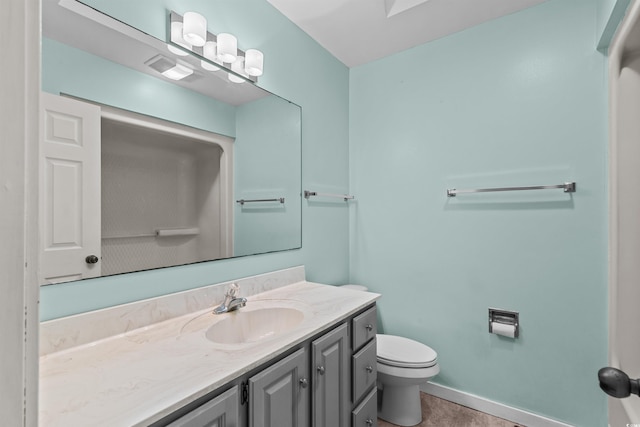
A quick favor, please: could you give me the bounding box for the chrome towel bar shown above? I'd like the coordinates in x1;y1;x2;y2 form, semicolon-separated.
304;190;354;201
236;198;285;205
447;182;576;197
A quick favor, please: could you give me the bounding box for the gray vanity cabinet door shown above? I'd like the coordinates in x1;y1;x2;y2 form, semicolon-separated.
167;386;239;427
249;347;310;427
311;323;350;427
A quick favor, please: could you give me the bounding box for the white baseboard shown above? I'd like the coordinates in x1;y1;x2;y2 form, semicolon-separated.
421;383;575;427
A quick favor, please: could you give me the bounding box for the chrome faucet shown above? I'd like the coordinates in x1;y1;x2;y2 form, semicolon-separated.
213;283;247;314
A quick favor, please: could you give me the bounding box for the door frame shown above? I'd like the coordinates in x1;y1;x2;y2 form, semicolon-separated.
608;0;640;424
0;0;40;426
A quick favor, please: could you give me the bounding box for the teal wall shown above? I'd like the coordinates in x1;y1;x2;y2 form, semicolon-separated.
234;96;302;256
42;38;237;137
40;0;350;320
597;0;631;50
349;0;608;425
41;0;613;424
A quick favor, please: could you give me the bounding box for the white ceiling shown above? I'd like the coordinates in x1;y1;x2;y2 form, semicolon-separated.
267;0;551;67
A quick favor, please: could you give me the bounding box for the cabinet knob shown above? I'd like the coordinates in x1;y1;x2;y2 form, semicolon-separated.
85;255;99;264
365;365;373;373
365;324;373;332
365;418;374;426
299;378;308;388
317;365;325;375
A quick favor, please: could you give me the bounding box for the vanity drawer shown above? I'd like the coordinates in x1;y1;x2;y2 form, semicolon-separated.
352;337;377;403
352;305;377;351
352;387;377;427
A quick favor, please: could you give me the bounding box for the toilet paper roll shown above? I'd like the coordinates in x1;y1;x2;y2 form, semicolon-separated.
491;322;516;338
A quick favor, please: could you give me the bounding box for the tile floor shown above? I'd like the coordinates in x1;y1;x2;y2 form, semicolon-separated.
377;392;525;427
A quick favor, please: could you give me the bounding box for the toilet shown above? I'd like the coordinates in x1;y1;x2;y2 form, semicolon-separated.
342;285;440;427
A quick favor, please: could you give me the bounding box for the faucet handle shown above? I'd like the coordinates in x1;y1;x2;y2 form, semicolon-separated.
227;283;239;297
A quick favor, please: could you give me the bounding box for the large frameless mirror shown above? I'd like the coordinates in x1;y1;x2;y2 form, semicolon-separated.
40;0;301;285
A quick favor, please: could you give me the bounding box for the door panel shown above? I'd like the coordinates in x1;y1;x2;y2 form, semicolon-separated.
249;347;310;427
40;93;101;284
312;323;349;427
167;386;239;427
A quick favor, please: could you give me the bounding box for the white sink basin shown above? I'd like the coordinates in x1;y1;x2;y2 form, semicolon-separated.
205;306;305;345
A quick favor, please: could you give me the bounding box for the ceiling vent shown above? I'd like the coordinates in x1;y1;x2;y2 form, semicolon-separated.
144;54;201;82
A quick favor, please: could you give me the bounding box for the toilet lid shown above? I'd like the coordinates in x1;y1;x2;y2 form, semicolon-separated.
377;334;438;368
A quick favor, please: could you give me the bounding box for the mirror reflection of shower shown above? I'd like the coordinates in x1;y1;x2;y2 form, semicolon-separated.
40;0;302;285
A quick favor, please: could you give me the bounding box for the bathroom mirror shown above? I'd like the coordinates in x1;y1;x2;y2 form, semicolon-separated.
40;0;301;285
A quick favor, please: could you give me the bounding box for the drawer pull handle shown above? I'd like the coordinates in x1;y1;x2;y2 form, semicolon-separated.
365;365;374;373
365;324;373;332
365;418;373;426
317;365;325;375
299;378;308;388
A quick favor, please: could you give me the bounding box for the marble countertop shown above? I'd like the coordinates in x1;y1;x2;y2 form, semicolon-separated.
39;281;379;426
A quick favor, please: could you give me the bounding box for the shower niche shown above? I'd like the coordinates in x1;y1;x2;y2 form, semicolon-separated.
100;112;233;276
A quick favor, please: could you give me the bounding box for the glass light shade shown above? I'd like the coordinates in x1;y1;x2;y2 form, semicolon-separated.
201;41;220;71
182;12;207;47
162;63;194;80
169;21;191;55
216;33;237;63
229;57;245;83
244;49;264;77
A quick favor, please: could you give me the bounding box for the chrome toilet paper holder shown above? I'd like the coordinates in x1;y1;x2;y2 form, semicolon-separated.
488;308;519;338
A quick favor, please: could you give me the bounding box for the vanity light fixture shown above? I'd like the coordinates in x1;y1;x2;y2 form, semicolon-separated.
201;40;221;71
168;21;191;56
216;33;238;63
244;49;264;77
229;57;246;83
182;12;208;47
169;11;264;83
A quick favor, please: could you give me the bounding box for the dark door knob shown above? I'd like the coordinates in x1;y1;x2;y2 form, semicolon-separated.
85;255;99;264
598;367;640;398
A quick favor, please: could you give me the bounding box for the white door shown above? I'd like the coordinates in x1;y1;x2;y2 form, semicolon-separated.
608;0;640;424
40;93;101;284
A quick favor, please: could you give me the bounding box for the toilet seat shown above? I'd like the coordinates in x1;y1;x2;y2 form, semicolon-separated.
377;334;438;368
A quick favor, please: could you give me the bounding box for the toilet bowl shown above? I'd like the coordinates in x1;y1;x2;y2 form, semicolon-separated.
377;334;439;426
341;285;440;427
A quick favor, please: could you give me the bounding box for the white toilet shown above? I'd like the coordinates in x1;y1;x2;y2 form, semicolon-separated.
377;334;439;426
342;285;440;427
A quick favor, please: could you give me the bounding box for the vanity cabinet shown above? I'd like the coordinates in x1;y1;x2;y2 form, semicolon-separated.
166;386;240;427
249;347;310;427
350;305;378;427
311;323;350;427
157;303;377;427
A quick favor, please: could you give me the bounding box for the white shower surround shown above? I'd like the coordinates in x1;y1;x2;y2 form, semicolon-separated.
98;105;234;275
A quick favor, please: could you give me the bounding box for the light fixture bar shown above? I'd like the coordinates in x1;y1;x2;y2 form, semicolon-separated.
169;11;259;83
